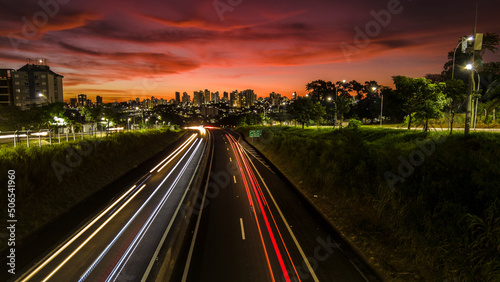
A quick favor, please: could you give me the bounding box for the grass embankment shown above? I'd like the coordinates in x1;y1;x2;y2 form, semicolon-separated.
239;126;500;281
0;128;185;246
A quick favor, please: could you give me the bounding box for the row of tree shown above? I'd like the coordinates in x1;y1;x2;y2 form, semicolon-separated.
280;33;500;132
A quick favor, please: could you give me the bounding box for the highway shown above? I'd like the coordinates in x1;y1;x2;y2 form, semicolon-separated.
182;129;381;282
13;127;381;281
15;128;208;282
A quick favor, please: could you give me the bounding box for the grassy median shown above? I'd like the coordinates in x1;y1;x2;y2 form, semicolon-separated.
239;125;500;281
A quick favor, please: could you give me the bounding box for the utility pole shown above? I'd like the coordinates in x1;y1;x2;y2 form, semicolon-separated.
465;4;479;135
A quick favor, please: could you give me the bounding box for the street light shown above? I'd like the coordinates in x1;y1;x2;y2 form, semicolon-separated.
465;64;481;129
38;93;49;104
452;36;473;79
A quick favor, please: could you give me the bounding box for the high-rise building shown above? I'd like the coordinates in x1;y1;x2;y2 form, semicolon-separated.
230;90;239;107
222;91;229;101
78;94;87;107
240;89;255;108
175;91;181;103
211;91;220;103
193;91;203;107
11;59;63;108
182;92;190;104
96;95;103;105
204;89;210;105
0;69;14;106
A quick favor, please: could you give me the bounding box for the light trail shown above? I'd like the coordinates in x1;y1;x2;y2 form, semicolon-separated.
41;184;148;281
106;139;202;281
79;138;201;281
150;133;197;173
227;134;275;282
241;147;317;281
231;135;291;282
20;133;198;281
18;184;138;282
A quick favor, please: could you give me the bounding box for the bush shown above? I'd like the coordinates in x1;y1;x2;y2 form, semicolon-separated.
347;118;362;129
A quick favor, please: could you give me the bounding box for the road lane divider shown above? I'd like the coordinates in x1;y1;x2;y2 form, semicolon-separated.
240;218;246;240
227;134;275;282
242;140;319;282
181;131;214;282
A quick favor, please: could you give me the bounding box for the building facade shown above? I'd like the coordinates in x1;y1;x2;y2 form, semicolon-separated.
11;59;63;108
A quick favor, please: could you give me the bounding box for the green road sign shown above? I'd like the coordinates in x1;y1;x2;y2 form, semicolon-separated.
249;130;262;138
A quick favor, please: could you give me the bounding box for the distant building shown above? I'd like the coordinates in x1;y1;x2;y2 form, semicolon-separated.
222;91;229;101
0;69;14;106
96;95;103;105
193;91;203;107
204;89;210;105
175;91;181;103
182;92;190;104
211;91;220;103
69;98;77;108
230;90;239;107
78;94;87;107
240;89;255;108
11;59;63;108
201;106;218;116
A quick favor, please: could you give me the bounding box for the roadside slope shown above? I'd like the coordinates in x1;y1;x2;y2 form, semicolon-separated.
238;126;500;281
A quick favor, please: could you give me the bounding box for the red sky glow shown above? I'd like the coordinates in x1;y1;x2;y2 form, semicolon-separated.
1;0;499;102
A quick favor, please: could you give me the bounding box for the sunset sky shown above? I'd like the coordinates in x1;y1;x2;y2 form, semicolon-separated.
1;0;499;102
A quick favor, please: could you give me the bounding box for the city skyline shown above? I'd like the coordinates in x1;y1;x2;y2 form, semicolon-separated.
1;0;499;103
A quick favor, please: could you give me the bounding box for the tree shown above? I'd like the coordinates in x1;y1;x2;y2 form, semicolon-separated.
413;83;447;132
306;80;335;103
334;80;353;128
393;76;447;131
289;97;325;129
380;86;405;123
442;79;467;134
80;105;102;133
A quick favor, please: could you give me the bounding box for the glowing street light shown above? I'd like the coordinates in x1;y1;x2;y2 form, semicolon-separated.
452;36;474;79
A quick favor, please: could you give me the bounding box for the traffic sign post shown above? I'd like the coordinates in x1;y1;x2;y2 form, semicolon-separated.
249;130;262;137
249;130;262;142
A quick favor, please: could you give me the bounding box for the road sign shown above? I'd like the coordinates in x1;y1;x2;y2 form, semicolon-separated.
249;130;262;138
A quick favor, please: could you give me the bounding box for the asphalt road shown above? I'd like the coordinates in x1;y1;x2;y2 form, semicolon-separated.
183;129;381;282
12;127;382;281
14;130;207;282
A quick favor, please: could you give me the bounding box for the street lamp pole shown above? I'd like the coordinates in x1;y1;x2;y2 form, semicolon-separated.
452;36;473;80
